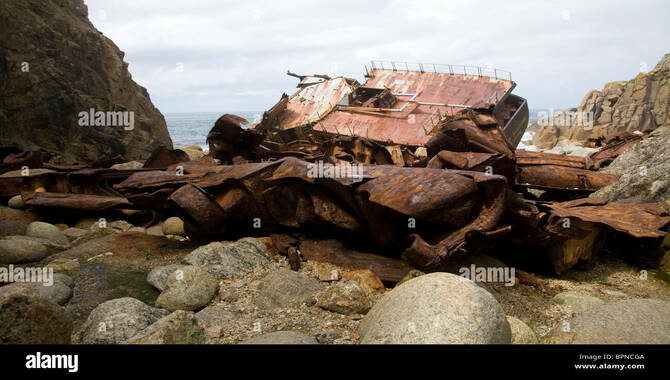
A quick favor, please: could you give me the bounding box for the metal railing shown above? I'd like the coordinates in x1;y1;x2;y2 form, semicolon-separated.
366;60;512;81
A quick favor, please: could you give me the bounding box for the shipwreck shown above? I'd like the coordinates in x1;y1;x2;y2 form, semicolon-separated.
1;61;668;281
254;61;528;151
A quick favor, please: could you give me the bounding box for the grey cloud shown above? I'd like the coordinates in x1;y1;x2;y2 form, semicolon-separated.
85;0;670;113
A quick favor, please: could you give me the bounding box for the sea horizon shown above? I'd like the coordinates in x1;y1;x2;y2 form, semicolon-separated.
165;108;558;149
165;111;261;149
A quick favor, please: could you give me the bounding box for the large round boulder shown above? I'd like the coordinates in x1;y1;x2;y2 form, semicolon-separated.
359;272;511;344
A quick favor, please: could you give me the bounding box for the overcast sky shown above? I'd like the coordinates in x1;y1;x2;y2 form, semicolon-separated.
85;0;669;114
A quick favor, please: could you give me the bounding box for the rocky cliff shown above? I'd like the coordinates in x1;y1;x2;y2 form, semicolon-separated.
0;0;172;164
532;54;670;150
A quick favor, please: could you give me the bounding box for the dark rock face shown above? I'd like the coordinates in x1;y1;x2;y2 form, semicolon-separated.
0;0;173;163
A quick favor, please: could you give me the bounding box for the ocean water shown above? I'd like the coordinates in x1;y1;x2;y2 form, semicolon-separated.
165;112;261;149
166;109;557;150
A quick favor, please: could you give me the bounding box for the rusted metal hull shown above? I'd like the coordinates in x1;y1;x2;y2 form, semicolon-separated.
252;62;528;153
253;77;355;137
316;70;515;146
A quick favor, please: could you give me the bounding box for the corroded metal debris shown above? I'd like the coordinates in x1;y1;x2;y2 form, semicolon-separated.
298;238;412;282
22;192;134;212
515;164;618;192
514;150;619;192
546;198;670;239
502;194;670;273
585;130;651;170
0;149;56;175
0;61;667;276
133;157;512;271
2;149;666;273
207;114;266;164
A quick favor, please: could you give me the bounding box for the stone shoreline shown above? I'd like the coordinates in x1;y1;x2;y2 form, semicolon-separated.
2;204;669;345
